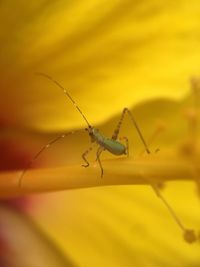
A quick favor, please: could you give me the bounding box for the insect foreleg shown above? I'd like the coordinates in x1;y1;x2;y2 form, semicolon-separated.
96;146;105;178
82;147;93;167
19;130;79;188
119;136;129;157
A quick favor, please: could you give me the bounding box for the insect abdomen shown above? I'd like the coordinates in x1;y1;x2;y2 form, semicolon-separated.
103;139;126;155
92;128;126;155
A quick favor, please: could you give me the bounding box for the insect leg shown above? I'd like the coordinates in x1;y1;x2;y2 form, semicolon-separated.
119;136;129;157
96;146;104;178
82;147;93;167
112;108;150;154
18;130;79;188
112;108;126;140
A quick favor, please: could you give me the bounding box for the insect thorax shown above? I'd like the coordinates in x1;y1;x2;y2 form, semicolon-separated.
91;128;105;144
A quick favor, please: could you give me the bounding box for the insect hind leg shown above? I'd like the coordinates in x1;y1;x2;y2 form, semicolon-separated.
119;136;129;157
112;108;150;154
112;108;126;140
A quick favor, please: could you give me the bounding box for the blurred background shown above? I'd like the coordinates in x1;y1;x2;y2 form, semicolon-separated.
0;0;200;266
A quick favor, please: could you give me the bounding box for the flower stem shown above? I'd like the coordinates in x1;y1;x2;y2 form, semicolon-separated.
0;154;198;198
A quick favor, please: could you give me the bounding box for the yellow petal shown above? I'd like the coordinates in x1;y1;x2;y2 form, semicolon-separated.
1;1;200;130
0;204;75;267
1;1;200;266
29;183;200;267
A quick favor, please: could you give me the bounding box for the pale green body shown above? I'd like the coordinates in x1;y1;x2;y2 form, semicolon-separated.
92;128;126;155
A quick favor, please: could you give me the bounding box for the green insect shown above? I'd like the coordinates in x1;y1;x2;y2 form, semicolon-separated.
18;73;198;243
19;73;150;187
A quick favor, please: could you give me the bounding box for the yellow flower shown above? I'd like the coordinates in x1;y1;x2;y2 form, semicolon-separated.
0;0;200;266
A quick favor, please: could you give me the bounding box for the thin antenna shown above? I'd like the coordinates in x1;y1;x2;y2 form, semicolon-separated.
18;131;78;187
36;72;91;128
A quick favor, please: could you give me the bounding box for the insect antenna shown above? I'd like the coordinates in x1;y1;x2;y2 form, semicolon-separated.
18;131;80;187
35;72;91;128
